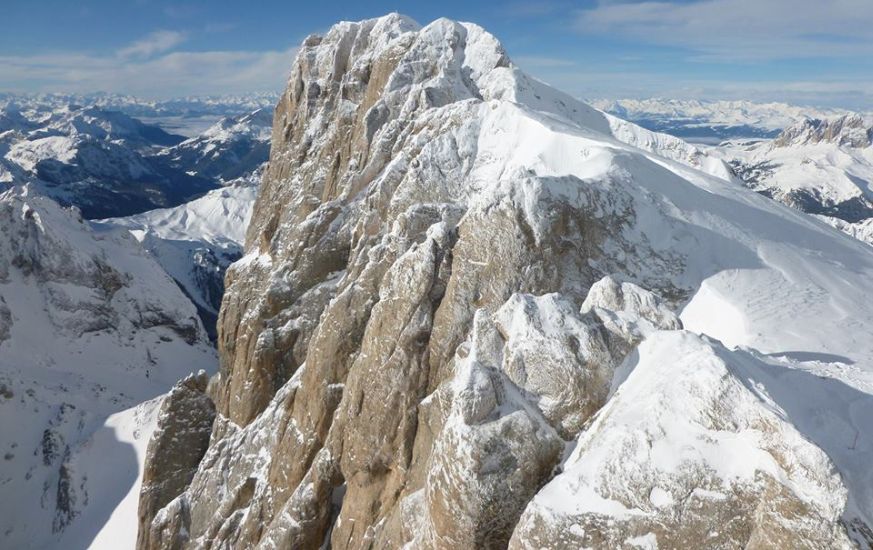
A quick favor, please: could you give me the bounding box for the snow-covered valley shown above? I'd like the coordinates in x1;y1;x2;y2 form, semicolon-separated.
99;175;258;338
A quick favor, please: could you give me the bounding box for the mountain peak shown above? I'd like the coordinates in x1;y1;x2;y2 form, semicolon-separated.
134;14;873;550
774;114;873;148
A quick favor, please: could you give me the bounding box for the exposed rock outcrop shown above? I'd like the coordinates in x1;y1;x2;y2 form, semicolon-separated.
509;332;855;550
773;115;873;148
0;295;10;343
137;372;215;550
136;14;872;550
391;280;681;549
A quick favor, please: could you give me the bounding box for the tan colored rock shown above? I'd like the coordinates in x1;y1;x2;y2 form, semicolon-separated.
137;372;215;550
0;296;10;343
136;14;865;550
421;311;564;549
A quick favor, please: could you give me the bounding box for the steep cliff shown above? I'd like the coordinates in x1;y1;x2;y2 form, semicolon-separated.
138;15;873;549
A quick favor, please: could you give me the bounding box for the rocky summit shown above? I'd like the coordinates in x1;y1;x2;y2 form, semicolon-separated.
135;14;873;549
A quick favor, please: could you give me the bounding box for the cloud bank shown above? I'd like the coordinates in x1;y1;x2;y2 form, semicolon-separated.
0;30;297;98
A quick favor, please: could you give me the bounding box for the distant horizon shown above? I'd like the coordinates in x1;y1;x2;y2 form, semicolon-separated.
2;2;872;110
0;89;867;115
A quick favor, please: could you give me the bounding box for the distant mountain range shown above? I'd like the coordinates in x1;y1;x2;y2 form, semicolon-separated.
0;92;279;121
594;98;873;247
712;115;873;244
591;98;858;142
0;96;271;219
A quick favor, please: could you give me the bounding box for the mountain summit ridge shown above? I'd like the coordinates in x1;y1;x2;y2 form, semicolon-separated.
773;114;873;148
134;14;873;549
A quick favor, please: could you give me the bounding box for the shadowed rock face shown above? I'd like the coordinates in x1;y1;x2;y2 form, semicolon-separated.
0;296;10;343
136;14;865;550
137;372;215;550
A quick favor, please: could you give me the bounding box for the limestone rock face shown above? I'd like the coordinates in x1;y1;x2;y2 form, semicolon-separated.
136;13;872;550
137;372;216;550
773;115;873;148
396;285;678;549
0;295;10;343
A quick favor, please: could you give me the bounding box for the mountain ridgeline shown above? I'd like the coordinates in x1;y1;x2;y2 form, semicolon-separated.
0;101;271;219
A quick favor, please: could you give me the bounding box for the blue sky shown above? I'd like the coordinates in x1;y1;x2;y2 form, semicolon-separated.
2;0;872;108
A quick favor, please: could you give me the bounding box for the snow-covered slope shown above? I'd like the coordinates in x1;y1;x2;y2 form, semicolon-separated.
100;174;259;336
134;15;873;549
157;109;272;182
602;112;736;181
513;330;871;548
0;103;218;219
53;398;163;550
0;186;215;548
714;115;873;232
593;98;852;142
816;215;873;247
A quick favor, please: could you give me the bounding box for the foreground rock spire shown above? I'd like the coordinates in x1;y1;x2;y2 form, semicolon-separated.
138;13;873;549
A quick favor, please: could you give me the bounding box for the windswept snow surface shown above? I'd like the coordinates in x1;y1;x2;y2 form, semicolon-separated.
441;39;873;536
520;330;873;545
602;112;737;181
816;215;873;247
59;398;163;550
0;186;215;548
468;93;873;391
109;177;255;246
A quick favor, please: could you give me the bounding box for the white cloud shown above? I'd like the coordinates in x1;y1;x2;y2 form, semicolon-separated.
0;47;298;98
117;30;187;59
576;0;873;60
0;28;298;97
518;61;873;110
